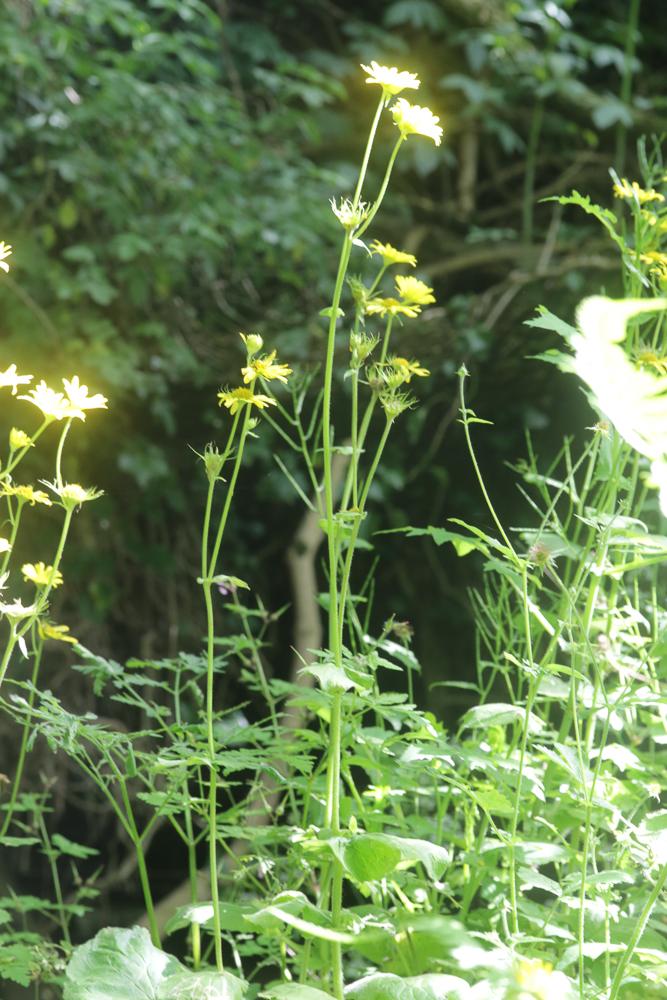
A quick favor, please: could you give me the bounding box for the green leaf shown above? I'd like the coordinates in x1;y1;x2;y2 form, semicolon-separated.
164;902;253;936
63;926;247;1000
301;663;356;692
461;703;544;734
525;306;579;343
346;972;470;999
331;833;450;883
542;191;625;253
52;833;99;859
261;988;335;1000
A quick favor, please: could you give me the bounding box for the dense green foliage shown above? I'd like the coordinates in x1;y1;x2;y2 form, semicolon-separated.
1;2;667;999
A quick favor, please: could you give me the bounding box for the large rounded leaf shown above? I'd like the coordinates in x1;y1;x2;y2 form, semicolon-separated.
63;926;247;1000
345;972;470;1000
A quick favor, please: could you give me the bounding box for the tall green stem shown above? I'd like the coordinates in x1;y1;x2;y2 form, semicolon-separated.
201;403;251;972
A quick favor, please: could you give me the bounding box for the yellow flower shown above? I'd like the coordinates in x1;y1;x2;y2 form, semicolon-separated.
38;621;78;645
22;562;64;589
0;538;11;554
0;241;12;274
52;483;104;508
370;240;417;268
639;251;667;280
9;428;33;451
395;274;436;307
0;484;53;506
240;332;264;357
613;178;665;204
636;348;667;374
365;297;420;319
62;375;108;420
361;61;420;97
242;350;292;384
515;958;573;1000
0;365;33;396
390;356;430;381
392;98;443;146
19;380;69;420
217;387;277;415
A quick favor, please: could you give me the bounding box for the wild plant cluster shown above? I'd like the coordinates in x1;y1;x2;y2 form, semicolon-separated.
1;63;666;1000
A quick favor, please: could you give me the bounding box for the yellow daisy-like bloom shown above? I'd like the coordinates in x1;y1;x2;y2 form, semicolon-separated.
395;274;436;306
0;538;11;554
242;350;292;385
613;178;665;204
361;61;420;97
22;562;64;589
0;484;53;506
217;387;277;416
38;621;78;644
370;240;417;268
0;241;12;274
62;375;108;420
516;958;573;1000
0;364;33;396
19;380;69;420
390;356;430;381
9;428;32;451
366;297;420;319
392;98;443;146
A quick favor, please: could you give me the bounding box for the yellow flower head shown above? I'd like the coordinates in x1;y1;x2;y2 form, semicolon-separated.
0;365;33;396
390;356;430;382
370;240;417;268
361;61;420;97
392;98;443;146
22;562;64;589
639;251;667;280
242;350;292;385
395;274;436;307
9;428;33;451
38;621;78;645
515;958;573;1000
240;332;264;357
0;484;53;506
19;380;69;420
217;387;277;415
0;241;12;274
62;375;108;420
365;297;420;319
613;178;665;204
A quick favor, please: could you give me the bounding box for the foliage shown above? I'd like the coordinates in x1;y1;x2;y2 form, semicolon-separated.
1;8;667;1000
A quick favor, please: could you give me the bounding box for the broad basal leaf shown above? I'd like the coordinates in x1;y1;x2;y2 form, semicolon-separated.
63;926;247;1000
346;972;470;999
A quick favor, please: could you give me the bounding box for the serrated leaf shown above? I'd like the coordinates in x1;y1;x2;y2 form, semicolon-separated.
52;833;99;858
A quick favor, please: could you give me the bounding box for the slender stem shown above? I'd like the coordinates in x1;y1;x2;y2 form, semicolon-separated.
0;642;43;837
202;402;252;972
352;95;385;207
118;778;159;946
521;100;544;250
55;419;73;488
322;240;352;655
609;861;667;999
614;0;641;174
355;137;404;240
37;811;71;947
